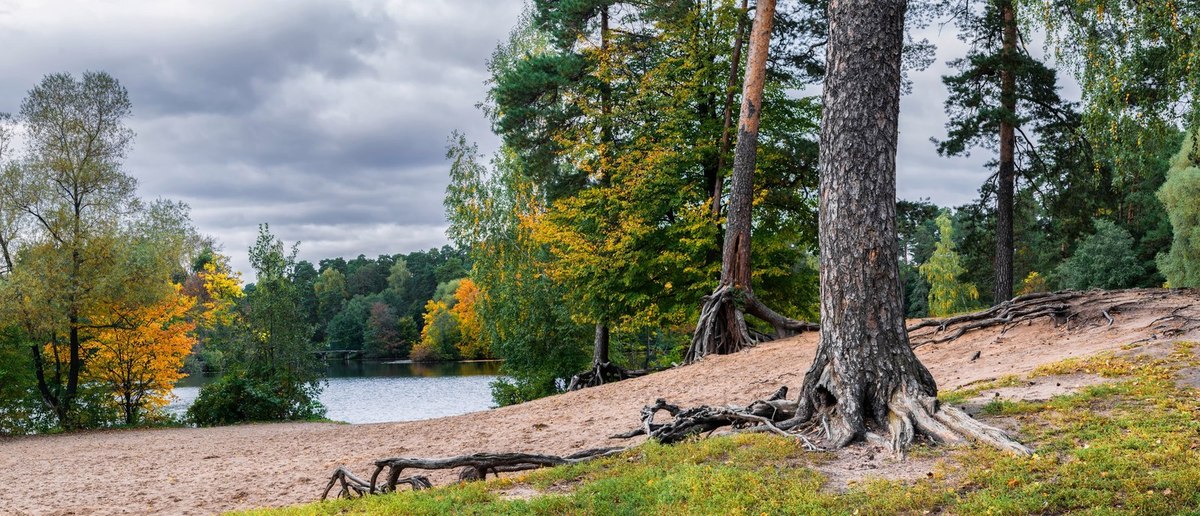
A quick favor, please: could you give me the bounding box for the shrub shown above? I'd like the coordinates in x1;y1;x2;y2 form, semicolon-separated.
1057;219;1145;290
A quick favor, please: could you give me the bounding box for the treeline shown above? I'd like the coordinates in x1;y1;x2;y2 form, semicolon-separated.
222;245;487;364
442;0;1199;406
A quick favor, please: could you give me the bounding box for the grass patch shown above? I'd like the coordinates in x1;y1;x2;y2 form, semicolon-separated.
244;343;1200;515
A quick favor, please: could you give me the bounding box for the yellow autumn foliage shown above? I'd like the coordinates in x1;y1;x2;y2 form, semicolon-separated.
84;284;197;424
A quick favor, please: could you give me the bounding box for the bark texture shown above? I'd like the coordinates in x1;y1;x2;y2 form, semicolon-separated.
793;0;1028;454
712;0;752;219
994;0;1018;304
686;0;814;364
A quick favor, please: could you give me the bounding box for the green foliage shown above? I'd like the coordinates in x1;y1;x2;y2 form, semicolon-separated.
432;278;464;307
412;300;461;362
0;326;52;435
1033;0;1200;174
188;225;324;426
363;303;414;358
1057;219;1146;290
444;138;590;404
326;295;373;350
313;268;349;326
935;0;1075;163
386;259;411;292
1156;131;1200;287
920;213;980;316
186;373;323;427
0;71;203;430
470;0;823;391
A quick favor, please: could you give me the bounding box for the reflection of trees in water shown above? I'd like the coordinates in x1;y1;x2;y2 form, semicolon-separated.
322;360;503;379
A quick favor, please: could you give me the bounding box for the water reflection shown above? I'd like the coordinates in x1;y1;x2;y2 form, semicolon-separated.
167;360;502;424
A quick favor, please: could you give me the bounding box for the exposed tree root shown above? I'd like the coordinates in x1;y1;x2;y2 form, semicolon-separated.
686;286;817;363
907;289;1200;347
567;362;651;391
323;448;625;500
882;389;1032;456
612;387;818;450
322;467;430;500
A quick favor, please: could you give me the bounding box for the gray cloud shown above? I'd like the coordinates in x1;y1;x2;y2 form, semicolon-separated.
0;0;522;276
0;0;1079;278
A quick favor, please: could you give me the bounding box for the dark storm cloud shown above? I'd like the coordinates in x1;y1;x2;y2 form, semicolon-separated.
0;0;523;276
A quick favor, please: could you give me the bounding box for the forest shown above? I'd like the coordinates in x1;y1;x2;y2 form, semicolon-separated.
0;73;484;433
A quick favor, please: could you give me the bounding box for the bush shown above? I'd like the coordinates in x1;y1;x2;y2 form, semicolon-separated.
1057;219;1145;290
188;373;325;426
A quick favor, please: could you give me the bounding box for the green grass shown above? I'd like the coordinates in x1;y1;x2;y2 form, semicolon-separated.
243;342;1200;516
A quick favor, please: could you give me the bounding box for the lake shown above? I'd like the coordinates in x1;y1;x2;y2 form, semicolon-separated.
166;360;502;424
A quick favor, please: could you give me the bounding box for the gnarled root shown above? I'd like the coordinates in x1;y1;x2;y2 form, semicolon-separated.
885;389;1032;456
613;387;819;450
322;467;432;500
686;286;817;364
791;355;1032;456
906;288;1200;347
322;448;624;499
567;362;650;391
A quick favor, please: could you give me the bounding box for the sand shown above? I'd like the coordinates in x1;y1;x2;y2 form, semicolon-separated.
2;289;1197;515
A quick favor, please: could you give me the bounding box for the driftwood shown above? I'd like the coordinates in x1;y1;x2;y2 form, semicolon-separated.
323;467;431;500
323;447;625;500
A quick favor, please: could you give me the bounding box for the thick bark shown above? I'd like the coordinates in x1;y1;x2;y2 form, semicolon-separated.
712;0;751;219
993;0;1017;304
793;0;1028;454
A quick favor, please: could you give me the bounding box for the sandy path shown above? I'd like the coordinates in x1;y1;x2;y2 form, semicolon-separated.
2;289;1197;515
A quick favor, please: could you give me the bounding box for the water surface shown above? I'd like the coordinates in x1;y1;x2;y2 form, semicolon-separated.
167;361;501;424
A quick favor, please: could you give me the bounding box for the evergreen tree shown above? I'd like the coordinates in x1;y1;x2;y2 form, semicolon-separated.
934;0;1078;304
1157;131;1200;287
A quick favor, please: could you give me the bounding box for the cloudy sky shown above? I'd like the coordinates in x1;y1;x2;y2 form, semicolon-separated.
0;0;1075;277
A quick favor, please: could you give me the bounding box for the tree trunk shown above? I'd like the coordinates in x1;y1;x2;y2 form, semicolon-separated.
994;0;1017;304
592;322;610;367
791;0;1030;455
687;0;807;364
712;0;751;219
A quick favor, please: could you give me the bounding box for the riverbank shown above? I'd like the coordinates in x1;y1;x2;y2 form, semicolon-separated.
3;289;1197;515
